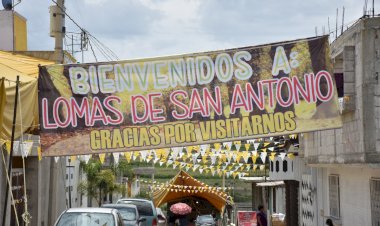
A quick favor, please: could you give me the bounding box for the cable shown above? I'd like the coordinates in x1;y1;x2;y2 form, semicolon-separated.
51;0;119;61
88;39;98;62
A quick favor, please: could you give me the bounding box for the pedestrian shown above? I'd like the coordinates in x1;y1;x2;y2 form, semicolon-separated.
257;205;267;226
326;219;334;226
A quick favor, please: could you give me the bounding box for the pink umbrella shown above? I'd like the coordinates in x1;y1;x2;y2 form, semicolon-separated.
170;202;192;215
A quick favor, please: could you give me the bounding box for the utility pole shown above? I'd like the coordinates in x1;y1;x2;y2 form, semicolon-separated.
50;0;65;64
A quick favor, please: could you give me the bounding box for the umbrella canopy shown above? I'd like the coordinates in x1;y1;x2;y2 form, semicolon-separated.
170;202;192;215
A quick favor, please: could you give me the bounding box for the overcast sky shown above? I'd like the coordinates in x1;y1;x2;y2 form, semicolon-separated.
15;0;370;62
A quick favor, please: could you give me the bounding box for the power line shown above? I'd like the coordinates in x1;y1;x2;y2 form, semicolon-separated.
50;0;119;62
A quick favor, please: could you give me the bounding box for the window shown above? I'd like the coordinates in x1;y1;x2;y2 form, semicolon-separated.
334;73;344;97
275;161;279;172
370;179;380;225
283;160;288;172
329;175;340;218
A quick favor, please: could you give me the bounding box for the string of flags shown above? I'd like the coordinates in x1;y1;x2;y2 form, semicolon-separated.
1;136;298;178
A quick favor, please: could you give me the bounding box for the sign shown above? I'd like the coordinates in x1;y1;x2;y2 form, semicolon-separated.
38;36;342;156
237;211;257;226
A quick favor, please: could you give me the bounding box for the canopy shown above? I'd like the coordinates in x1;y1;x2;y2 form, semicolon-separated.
0;50;54;141
153;170;232;212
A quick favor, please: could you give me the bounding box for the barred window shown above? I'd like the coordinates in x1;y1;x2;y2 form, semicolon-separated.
329;175;340;218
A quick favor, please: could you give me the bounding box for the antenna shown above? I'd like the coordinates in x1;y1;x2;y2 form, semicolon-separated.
341;7;345;35
364;0;368;16
336;8;339;39
328;17;331;34
315;27;318;36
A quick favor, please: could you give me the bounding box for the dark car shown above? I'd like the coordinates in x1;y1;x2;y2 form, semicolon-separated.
195;215;216;226
103;204;146;226
117;198;158;226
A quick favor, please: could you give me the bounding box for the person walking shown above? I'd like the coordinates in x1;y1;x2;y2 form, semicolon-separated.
257;205;267;226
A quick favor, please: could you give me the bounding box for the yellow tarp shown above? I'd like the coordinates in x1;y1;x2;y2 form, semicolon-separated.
153;170;231;212
0;51;54;141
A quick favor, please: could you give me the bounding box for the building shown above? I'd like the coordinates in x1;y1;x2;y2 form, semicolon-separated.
300;16;380;226
0;8;77;226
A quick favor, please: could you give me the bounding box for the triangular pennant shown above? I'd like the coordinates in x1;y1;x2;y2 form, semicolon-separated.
253;143;260;151
287;153;295;160
279;152;286;160
124;152;132;163
260;152;267;163
214;143;222;152
82;155;90;163
112;152;120;164
54;156;60;163
37;147;42;161
244;143;250;151
99;153;106;164
269;152;276;161
223;142;232;151
20;141;33;158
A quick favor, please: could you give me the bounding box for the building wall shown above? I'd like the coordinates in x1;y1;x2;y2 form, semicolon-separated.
302;17;380;165
0;10;27;51
316;166;380;226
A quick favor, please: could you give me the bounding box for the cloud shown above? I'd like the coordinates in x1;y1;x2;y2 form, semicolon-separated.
13;0;366;61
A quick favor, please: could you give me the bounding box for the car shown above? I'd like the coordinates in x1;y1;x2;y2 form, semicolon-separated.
102;204;147;226
54;207;125;226
117;198;158;226
156;207;167;226
195;215;216;226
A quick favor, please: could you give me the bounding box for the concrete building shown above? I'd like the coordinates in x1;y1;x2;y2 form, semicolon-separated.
0;8;77;226
300;16;380;226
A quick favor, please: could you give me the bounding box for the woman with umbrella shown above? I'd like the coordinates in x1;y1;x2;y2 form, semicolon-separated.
170;203;192;226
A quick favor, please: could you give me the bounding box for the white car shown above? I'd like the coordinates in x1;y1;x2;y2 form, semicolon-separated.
54;208;125;226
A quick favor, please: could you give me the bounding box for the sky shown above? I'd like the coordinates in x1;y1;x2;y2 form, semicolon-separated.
14;0;370;63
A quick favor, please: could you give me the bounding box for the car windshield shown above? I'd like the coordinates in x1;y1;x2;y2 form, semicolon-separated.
118;200;153;216
197;215;214;223
56;212;115;226
116;208;136;221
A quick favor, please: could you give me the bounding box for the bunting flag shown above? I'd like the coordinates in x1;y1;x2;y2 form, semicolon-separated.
214;143;222;152
234;141;241;151
38;147;42;161
20;141;33;158
54;156;60;163
113;152;120;164
279;152;287;160
260;152;267;163
253;143;260;151
99;153;106;164
83;155;91;163
223;142;232;151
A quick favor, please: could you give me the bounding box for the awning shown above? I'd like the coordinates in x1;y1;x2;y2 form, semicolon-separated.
0;51;54;141
256;181;285;187
153;170;232;212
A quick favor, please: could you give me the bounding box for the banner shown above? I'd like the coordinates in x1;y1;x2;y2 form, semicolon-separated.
39;36;342;156
237;211;257;226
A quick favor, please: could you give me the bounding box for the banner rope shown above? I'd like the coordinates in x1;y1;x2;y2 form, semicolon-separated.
17;86;31;225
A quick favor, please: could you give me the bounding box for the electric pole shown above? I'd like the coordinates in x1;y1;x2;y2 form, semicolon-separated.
50;0;65;63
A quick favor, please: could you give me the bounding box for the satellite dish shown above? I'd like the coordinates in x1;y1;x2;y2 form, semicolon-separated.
2;0;12;10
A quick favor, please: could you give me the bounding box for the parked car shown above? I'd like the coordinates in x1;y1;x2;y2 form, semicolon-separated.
156;207;167;226
117;198;158;226
103;204;146;226
54;208;125;226
195;215;216;226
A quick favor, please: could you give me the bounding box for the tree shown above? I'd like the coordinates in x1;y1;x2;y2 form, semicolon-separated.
112;159;135;197
79;159;120;206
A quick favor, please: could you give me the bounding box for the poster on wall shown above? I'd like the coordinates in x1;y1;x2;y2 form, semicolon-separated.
237;211;257;226
38;36;342;156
